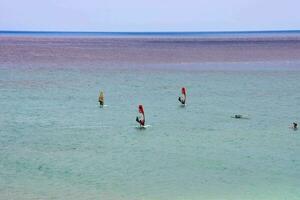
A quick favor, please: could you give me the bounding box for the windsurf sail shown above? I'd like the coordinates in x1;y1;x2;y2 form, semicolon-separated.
136;105;145;126
178;87;186;105
98;91;104;106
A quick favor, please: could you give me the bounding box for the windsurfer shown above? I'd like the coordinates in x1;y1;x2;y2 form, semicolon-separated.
136;105;145;126
99;91;104;107
178;87;186;105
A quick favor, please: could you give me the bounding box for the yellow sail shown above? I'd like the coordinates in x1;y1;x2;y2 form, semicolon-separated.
99;91;104;105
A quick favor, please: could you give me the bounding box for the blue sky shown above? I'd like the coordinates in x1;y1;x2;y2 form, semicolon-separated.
0;0;299;32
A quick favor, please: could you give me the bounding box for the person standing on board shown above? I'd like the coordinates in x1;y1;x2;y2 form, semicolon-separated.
136;105;145;126
178;87;186;105
98;91;104;107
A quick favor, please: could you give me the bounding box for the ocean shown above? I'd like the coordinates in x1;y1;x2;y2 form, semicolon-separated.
1;32;300;199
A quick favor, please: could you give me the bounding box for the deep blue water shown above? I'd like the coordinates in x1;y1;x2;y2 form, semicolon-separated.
1;30;300;38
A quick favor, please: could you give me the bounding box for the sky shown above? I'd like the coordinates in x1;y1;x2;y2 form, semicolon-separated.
0;0;299;32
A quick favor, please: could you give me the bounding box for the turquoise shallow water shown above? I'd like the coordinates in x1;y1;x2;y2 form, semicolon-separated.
1;62;300;199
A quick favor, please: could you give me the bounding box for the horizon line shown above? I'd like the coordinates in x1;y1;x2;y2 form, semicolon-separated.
1;30;300;34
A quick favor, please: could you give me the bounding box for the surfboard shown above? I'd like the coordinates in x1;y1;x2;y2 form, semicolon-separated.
136;125;151;129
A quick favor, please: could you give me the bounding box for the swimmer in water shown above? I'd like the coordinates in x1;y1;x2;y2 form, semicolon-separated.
292;122;298;130
234;114;242;119
231;114;249;119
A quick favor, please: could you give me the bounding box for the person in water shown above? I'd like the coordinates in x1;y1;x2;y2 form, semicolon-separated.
136;105;145;126
293;122;298;129
234;114;242;119
98;91;104;107
178;87;186;105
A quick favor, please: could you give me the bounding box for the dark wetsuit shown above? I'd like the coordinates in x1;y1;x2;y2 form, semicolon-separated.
99;100;104;106
293;123;298;129
178;97;185;105
136;116;145;126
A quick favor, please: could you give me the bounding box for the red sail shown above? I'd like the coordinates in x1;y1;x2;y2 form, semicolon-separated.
138;105;145;126
182;87;186;98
